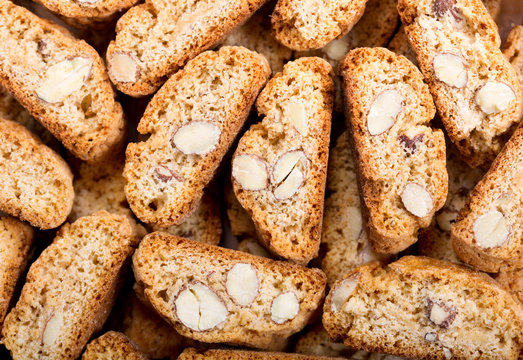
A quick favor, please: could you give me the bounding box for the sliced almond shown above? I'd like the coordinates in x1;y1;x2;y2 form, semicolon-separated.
286;100;308;136
433;53;467;88
154;165;182;183
42;310;64;346
271;292;299;324
401;183;434;218
174;283;228;331
36;57;92;103
475;81;516;114
367;90;403;136
225;263;258;306
473;210;510;248
109;52;139;83
427;298;456;328
331;275;359;312
232;154;269;191
272;151;307;200
345;206;363;241
274;167;304;200
171;121;221;155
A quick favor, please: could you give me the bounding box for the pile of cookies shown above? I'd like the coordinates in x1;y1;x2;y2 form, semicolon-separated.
0;0;521;359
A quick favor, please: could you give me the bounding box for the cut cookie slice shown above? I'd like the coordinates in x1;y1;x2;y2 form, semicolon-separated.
132;232;326;349
398;0;522;167
341;47;447;254
81;331;147;360
178;348;344;359
0;216;34;332
0;0;126;163
2;211;140;360
418;146;484;263
150;191;222;245
106;0;268;96
231;57;334;264
0;119;74;229
323;256;523;359
451;125;523;272
124;46;270;227
221;1;293;73
271;0;367;50
321;131;389;286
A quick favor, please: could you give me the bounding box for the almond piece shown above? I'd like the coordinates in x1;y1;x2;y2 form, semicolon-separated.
232;154;269;191
475;81;516;114
331;275;359;312
109;52;140;83
436;208;458;232
324;38;349;61
433;53;467;88
154;165;182;183
171;121;221;155
399;133;425;153
271;292;299;324
272;150;308;200
427;298;456;328
36;57;92;103
244;241;271;258
401;183;434;218
286;100;308;136
367;90;403;135
424;332;438;342
174;283;228;331
433;0;462;21
473;210;510;248
225;263;258;306
346;206;363;241
42;310;64;346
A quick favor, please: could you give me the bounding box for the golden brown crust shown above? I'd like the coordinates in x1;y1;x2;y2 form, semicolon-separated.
178;348;345;359
82;331;148;360
341;47;447;254
0;119;74;229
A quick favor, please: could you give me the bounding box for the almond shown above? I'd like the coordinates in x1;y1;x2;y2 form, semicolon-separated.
475;81;516;114
473;210;510;248
272;150;308;200
433;53;467;88
109;52;140;83
286;100;308;136
271;292;299;324
42;310;64;346
171;121;221;155
331;275;359;312
225;263;258;306
401;183;434;218
367;90;403;135
232;154;269;191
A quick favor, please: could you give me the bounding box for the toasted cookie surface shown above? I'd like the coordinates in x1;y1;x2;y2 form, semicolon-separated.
178;348;345;359
0;119;74;229
82;331;147;360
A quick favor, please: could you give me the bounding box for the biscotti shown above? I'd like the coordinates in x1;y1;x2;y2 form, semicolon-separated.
271;0;367;50
495;269;523;304
0;119;74;229
150;191;222;245
321;131;388;285
2;211;140;360
225;182;258;241
132;232;326;349
117;291;187;360
398;0;522;167
451;125;523;272
124;46;270;227
232;57;333;263
0;216;34;332
418;147;484;263
0;0;125;163
323;256;523;359
178;348;344;360
503;25;523;103
341;47;447;254
81;331;147;360
106;0;269;96
221;1;293;73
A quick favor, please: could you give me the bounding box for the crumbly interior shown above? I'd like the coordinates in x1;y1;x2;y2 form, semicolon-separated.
133;234;325;349
82;331;147;360
151;192;222;245
34;0;139;19
233;57;332;263
1;212;138;360
0;0;124;161
325;258;523;359
321;132;388;285
124;46;269;227
0;119;73;229
403;0;522;166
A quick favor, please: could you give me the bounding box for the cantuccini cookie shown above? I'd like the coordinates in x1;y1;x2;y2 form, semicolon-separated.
323;256;523;359
132;232;326;349
0;119;74;229
0;0;125;163
0;216;34;332
341;48;447;254
321;132;389;286
124;46;270;227
232;57;333;264
418;147;484;263
503;25;523;105
221;1;293;73
451;125;523;273
150;191;222;245
106;0;269;96
178;348;344;360
495;269;523;304
81;331;147;360
2;211;140;360
271;0;367;50
225;182;258;241
398;0;522;167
